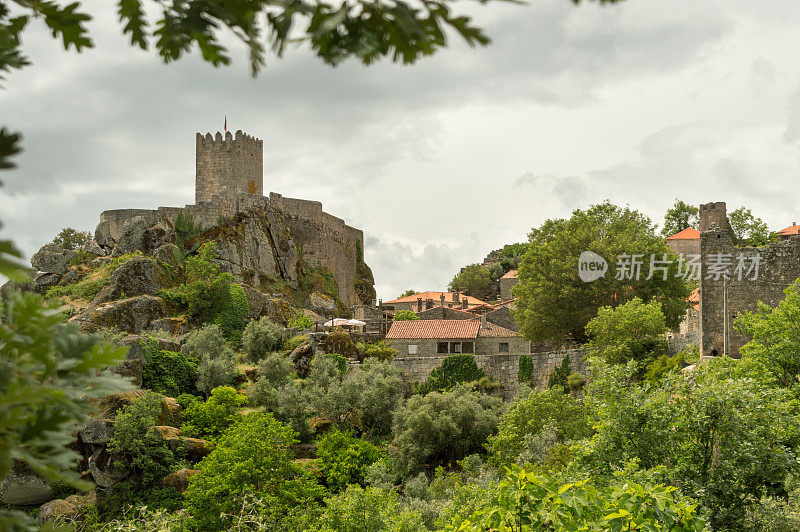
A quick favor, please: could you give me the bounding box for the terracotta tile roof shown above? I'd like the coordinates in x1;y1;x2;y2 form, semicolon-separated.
477;320;521;338
495;298;517;307
464;303;497;313
778;224;800;236
384;291;488;306
500;269;518;279
666;227;701;240
386;320;480;339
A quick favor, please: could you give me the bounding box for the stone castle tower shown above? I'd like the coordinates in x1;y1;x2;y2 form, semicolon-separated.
195;130;263;204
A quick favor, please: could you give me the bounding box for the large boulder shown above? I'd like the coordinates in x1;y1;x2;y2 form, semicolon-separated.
72;295;168;334
31;272;62;295
30;243;75;275
162;468;199;493
305;291;335;317
105;357;144;387
148;317;191;336
89;256;169;307
94;389;181;425
111;216;150;257
0;461;52;505
79;418;116;445
38;490;96;523
289;340;314;378
94;219;115;252
88;448;129;488
119;334;181;361
166;437;214;461
153;426;183;439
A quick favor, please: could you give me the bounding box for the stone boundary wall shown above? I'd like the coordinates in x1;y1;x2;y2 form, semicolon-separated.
667;331;700;354
389;348;588;400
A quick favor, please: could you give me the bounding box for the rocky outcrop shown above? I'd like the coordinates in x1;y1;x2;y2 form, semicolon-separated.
88;448;128;488
0;461;52;505
89;256;169;307
72;295;168;334
162;468;200;493
37;491;96;523
166;437;214;460
80;418;116;445
111;217;170;257
30;243;75;275
93;390;181;425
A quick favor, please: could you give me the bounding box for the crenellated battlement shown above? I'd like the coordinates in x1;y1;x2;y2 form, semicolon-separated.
196;130;263;204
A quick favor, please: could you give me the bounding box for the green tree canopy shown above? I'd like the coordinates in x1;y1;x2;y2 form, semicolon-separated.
397;289;419;299
448;264;491;299
660;199;698;237
514;201;691;344
729;206;774;246
585;297;669;367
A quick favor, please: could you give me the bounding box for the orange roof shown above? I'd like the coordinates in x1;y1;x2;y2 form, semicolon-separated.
385;291;488;306
386;320;480;339
689;287;699;311
464;303;497;313
500;269;518;279
778;224;800;236
477;320;520;338
666;227;700;240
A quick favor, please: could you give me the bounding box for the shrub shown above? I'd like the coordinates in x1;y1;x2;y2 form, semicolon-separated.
487;387;592;468
341;359;405;438
417;354;486;394
547;356;571;393
316;430;383;492
445;466;707;531
518;354;533;383
285;334;309;352
585;297;669;367
181;386;248;440
393;310;419;321
196;352;238;397
139;336;198;397
391;385;502;477
566;372;585;392
362;340;397;362
317;485;425;532
242;317;284;362
52;227;92;250
107;392;181;486
326;353;348;376
215;282;249;344
183;412;326;530
288;312;315;330
46;276;109;301
320;331;359;359
184;324;228;360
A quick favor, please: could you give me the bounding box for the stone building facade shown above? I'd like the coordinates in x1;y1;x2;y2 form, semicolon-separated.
93;131;370;307
499;269;518;301
386;318;529;358
699;202;800;357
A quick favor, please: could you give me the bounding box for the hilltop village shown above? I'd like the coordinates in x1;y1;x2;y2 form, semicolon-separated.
6;129;800;531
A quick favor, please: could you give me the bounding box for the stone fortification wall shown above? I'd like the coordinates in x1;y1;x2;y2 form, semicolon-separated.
390;347;587;399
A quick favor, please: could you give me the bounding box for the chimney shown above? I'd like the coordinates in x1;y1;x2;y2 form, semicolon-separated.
417;297;423;312
453;291;460;307
426;298;433;309
462;297;468;309
440;294;445;307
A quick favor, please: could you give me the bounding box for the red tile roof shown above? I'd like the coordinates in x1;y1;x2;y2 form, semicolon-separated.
477;320;520;338
500;269;519;279
778;224;800;236
666;227;701;240
385;291;488;306
386;320;480;339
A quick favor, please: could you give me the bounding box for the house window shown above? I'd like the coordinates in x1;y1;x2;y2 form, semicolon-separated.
450;342;462;354
462;342;474;354
437;342;448;354
408;344;418;355
499;342;509;353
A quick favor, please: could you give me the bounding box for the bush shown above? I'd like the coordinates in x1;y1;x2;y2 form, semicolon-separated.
316;430;383;492
215;282;249;344
393;310;419;321
139;336;198;397
320;331;358;359
518;354;533;383
362;340;397;362
391;385;502;477
288;313;315;330
52;227;92;250
585;297;669;367
185;324;238;395
242;317;284;362
181;386;247;440
285;334;309;352
566;372;585;392
488;387;592;468
183;412;326;530
445;465;707;531
107;392;181;486
317;485;425;532
417;354;486;394
547;356;571;393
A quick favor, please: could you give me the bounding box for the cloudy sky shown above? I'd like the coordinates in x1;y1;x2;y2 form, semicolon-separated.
2;0;800;300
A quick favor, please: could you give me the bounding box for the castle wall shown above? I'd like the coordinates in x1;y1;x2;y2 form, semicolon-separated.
195;131;263;204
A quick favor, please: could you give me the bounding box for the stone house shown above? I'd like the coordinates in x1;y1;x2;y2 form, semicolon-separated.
385;318;528;357
499;270;519;301
666;227;700;257
384;291;488;313
415;305;476;320
778;223;800;239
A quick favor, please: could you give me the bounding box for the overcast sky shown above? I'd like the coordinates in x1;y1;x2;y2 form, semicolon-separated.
2;0;800;300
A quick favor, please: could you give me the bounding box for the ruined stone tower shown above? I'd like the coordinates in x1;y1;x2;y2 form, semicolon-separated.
195;130;263;204
698;201;730;232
